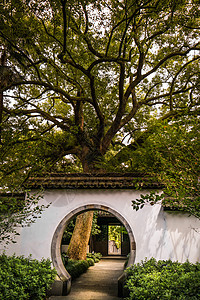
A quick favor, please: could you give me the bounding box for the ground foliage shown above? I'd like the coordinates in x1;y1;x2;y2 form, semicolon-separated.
62;252;102;280
125;258;200;300
62;257;90;280
0;253;57;300
86;252;102;262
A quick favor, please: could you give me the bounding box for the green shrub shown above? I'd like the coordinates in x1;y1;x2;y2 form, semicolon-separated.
61;252;102;281
87;257;95;266
125;258;200;300
86;252;102;263
124;253;130;268
0;253;57;300
64;259;89;280
61;252;69;265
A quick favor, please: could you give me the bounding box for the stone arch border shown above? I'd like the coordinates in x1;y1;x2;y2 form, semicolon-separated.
51;204;136;296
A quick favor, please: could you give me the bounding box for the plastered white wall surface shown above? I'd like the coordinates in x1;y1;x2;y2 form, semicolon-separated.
1;189;200;263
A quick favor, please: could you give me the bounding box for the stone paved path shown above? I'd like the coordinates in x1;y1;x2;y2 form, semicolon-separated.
49;257;126;300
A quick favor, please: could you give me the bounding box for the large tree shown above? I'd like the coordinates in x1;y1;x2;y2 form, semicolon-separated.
0;0;199;258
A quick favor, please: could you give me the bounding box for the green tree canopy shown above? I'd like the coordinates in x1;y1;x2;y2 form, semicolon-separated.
131;117;200;219
0;0;199;180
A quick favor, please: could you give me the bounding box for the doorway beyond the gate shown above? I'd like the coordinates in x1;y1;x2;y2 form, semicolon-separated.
108;225;122;255
91;211;130;256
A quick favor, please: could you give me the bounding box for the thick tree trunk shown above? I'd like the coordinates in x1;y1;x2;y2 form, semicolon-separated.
66;150;103;260
67;211;94;260
0;91;3;143
0;50;6;144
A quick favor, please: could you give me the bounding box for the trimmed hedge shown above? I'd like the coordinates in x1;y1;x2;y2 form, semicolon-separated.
125;258;200;300
61;252;102;280
0;254;57;300
64;259;89;280
87;257;95;266
86;252;102;263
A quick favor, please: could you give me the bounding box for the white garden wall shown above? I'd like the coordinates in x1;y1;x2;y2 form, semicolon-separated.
1;188;200;264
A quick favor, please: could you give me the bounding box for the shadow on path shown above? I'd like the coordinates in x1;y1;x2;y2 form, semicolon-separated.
49;256;126;300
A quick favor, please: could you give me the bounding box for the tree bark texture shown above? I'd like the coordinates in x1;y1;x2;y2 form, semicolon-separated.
67;210;94;260
0;91;3;143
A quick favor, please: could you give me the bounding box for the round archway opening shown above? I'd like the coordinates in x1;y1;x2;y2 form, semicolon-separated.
51;204;136;289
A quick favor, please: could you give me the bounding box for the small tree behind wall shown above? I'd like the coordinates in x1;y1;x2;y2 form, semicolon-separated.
0;192;48;245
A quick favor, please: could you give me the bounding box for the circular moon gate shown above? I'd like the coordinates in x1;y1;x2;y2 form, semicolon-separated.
51;204;136;295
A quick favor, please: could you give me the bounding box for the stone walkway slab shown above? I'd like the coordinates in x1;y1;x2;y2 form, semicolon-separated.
49;257;126;300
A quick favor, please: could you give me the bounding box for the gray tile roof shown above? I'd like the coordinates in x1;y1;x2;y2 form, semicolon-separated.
26;173;163;189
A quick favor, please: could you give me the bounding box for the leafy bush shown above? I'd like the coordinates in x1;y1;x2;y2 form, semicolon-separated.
61;252;102;280
64;259;89;280
87;257;95;266
125;258;200;300
0;253;57;300
86;252;102;263
61;252;69;265
124;253;130;269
